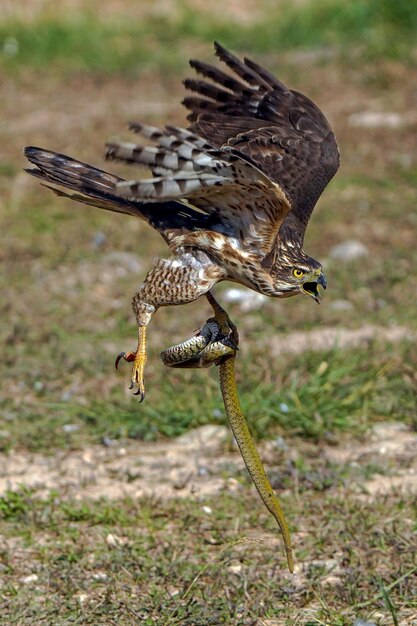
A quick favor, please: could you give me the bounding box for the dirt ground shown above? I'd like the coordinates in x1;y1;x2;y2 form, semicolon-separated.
1;421;416;503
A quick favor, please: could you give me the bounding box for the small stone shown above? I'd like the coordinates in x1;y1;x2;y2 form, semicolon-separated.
167;586;180;597
20;574;38;584
33;381;44;391
92;231;107;249
272;436;288;451
223;288;267;311
176;425;228;447
329;299;354;311
3;37;19;57
228;563;242;574
353;619;377;626
92;572;108;581
321;574;342;587
202;506;212;514
371;422;408;440
62;423;80;433
106;533;121;548
279;402;289;413
348;110;417;129
329;240;369;261
102;251;142;273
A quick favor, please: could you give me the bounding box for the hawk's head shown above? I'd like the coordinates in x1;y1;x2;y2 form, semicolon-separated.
271;251;327;303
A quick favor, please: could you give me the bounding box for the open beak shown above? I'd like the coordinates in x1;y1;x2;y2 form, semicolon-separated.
301;272;327;303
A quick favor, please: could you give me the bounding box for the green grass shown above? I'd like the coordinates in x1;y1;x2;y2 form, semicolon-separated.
1;485;416;624
1;338;415;452
1;0;416;75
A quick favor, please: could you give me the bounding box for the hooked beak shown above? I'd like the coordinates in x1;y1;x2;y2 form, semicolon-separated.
301;272;327;303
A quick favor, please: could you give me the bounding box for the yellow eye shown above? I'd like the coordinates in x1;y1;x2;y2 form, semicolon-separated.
293;268;304;278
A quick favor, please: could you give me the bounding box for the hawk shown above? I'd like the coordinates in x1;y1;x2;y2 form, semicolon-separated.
24;42;340;401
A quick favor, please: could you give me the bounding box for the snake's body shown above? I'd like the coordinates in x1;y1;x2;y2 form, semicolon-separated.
161;314;294;573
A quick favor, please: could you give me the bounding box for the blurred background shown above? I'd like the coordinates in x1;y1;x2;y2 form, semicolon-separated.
0;1;416;623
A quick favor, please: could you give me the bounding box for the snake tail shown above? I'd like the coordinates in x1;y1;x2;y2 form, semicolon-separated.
219;355;294;573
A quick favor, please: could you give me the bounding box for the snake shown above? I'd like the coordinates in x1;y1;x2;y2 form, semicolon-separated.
160;297;294;573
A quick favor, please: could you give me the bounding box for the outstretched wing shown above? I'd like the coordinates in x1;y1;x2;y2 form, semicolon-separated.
184;42;340;244
107;123;291;255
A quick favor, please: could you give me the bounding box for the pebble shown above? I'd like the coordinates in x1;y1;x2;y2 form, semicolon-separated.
20;574;38;584
348;110;417;129
106;533;123;548
102;251;142;273
223;288;267;311
62;423;80;433
3;37;19;57
329;299;354;311
353;619;377;626
329;240;369;261
175;424;228;447
273;436;288;451
61;390;74;402
77;593;88;605
92;231;107;249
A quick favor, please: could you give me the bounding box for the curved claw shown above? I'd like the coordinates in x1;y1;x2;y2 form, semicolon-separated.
115;352;126;370
224;331;239;352
115;349;145;399
133;388;145;403
115;351;136;369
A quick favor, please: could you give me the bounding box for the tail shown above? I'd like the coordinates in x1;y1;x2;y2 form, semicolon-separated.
24;146;208;235
24;147;145;218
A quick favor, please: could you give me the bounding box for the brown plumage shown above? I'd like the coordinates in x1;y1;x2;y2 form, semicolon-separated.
24;42;339;399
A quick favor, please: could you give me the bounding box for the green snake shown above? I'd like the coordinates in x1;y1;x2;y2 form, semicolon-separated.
160;293;294;573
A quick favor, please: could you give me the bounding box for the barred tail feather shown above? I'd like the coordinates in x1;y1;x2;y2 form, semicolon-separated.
23;146;211;236
24;147;145;218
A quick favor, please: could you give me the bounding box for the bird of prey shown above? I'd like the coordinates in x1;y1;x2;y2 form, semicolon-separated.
24;42;340;401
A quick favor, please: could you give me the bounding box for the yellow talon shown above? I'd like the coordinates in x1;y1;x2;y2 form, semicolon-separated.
115;326;147;402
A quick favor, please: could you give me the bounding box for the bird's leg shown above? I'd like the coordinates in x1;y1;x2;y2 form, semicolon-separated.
205;291;239;350
115;323;151;402
115;256;224;401
115;299;155;402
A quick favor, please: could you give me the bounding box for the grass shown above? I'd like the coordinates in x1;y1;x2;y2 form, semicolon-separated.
1;484;416;625
1;0;417;75
1;339;415;452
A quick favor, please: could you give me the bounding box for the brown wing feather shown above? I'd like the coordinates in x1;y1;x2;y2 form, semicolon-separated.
107;124;291;256
184;42;340;243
